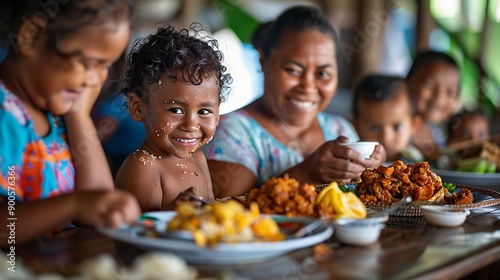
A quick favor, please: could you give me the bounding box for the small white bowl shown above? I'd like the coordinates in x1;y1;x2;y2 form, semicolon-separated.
420;205;470;227
332;215;387;246
339;141;378;158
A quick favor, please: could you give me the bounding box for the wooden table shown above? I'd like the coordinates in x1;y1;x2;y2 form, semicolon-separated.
11;203;500;279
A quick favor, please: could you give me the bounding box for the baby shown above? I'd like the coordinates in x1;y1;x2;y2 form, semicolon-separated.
115;24;231;211
406;50;461;159
352;74;422;162
447;109;490;146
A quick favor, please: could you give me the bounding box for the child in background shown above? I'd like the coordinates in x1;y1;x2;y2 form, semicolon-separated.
0;0;140;245
447;109;490;146
115;24;231;211
352;75;422;162
406;50;460;159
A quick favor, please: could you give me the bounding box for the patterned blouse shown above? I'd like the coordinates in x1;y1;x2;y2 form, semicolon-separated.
202;109;359;186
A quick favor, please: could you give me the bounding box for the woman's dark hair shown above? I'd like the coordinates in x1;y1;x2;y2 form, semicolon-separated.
0;0;132;52
407;50;459;79
261;5;339;59
251;21;274;51
352;74;414;118
122;23;232;102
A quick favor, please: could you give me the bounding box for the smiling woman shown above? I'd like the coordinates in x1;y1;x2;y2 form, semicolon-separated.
202;5;387;198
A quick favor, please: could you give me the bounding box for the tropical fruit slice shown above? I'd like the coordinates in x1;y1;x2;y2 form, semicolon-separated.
316;182;367;219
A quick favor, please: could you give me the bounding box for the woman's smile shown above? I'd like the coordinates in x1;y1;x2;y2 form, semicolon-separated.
288;98;318;111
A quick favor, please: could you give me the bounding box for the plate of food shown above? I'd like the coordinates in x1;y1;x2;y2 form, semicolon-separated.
432;169;500;189
98;200;333;265
433;141;500;190
245;174;396;246
353;160;500;216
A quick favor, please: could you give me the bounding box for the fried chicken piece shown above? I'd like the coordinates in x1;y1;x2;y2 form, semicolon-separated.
246;174;323;218
376;165;394;177
394;170;411;185
445;189;474;205
413;183;434;201
357;160;446;204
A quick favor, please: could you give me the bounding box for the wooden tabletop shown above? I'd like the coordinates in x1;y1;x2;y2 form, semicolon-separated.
11;203;500;279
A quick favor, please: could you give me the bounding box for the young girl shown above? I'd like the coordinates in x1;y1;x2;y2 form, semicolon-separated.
115;24;231;211
0;0;140;245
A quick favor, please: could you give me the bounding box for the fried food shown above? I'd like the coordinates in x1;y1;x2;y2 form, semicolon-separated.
167;200;285;247
357;160;444;205
246;174;335;219
444;188;474;205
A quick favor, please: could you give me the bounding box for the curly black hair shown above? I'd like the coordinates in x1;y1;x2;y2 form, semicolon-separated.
122;23;232;102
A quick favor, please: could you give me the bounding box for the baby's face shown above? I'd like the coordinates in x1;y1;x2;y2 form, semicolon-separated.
140;73;220;159
353;90;415;162
407;61;459;124
448;115;489;145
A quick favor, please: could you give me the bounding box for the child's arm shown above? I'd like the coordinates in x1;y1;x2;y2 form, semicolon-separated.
0;190;140;246
115;154;163;212
64;84;114;191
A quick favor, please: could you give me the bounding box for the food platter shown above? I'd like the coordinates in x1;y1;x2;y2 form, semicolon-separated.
364;184;500;216
433;169;500;190
315;183;500;217
98;212;333;265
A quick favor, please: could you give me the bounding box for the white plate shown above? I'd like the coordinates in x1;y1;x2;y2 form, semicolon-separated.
434;169;500;190
98;212;333;265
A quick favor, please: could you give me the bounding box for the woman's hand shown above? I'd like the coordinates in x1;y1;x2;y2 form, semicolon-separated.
302;136;385;184
365;144;387;168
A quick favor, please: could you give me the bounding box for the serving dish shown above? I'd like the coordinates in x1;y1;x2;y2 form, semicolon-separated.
419;205;470;227
331;214;389;246
316;183;500;217
98;212;333;265
433;168;500;190
364;184;500;216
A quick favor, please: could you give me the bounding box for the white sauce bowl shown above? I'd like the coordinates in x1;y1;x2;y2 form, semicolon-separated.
420;205;470;227
332;216;387;246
